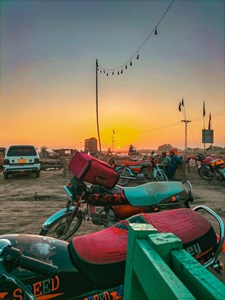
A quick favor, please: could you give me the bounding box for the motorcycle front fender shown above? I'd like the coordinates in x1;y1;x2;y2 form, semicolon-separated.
42;206;75;230
115;166;134;176
198;164;210;170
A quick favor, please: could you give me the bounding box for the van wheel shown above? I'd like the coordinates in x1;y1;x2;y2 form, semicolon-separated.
4;173;8;179
36;172;40;178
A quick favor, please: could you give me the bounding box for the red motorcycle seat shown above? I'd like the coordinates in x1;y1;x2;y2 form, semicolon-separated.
69;208;217;287
70;208;216;264
71;226;127;264
69;226;127;286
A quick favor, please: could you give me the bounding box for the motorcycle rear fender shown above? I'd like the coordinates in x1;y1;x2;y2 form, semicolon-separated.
193;205;225;268
115;166;134;176
42;206;75;230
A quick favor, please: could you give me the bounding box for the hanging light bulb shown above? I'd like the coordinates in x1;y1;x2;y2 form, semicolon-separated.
155;27;158;35
137;53;139;59
130;61;132;66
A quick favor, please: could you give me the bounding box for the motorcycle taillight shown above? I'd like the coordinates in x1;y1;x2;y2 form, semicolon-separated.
221;241;225;253
216;234;225;253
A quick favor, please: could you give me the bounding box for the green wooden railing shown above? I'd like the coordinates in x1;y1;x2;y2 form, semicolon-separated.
124;223;225;300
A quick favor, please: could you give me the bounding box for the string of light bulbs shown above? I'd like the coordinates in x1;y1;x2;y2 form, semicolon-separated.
98;0;175;76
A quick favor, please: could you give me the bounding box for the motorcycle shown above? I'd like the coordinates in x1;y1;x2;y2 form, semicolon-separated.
197;153;225;186
39;152;192;240
115;157;168;186
0;206;225;300
39;176;194;240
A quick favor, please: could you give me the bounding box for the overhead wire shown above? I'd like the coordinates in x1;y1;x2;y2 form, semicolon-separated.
98;0;175;75
115;110;225;138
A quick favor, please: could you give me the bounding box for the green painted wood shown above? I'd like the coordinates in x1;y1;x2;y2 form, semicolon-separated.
132;239;195;299
124;223;225;300
171;249;225;300
147;232;182;266
124;224;194;300
124;223;158;300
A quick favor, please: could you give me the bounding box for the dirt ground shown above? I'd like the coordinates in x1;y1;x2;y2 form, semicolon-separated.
0;166;225;284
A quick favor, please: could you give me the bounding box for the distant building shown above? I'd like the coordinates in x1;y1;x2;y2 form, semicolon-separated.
52;148;77;157
158;144;172;153
84;137;98;154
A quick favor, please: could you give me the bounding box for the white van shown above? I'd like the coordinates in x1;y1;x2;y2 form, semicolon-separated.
3;145;41;179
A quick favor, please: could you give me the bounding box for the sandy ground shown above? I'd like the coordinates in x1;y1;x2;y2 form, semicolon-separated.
0;166;225;284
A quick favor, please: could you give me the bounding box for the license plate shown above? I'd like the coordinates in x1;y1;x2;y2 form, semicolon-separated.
18;159;26;163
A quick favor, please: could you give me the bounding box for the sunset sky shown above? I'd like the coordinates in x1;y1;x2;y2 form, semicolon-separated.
1;0;224;152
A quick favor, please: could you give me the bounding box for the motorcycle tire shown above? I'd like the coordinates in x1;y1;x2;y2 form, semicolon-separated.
140;167;153;180
220;177;225;187
155;170;168;182
39;211;83;240
117;169;130;186
198;165;213;180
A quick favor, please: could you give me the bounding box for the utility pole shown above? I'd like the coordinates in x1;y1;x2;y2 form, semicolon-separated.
181;120;191;149
178;99;191;150
111;130;115;152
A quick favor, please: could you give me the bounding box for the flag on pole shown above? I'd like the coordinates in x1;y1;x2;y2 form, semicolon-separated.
203;101;206;117
208;113;211;130
178;102;181;112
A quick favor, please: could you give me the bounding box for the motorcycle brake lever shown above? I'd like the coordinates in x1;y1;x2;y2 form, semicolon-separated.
2;245;58;277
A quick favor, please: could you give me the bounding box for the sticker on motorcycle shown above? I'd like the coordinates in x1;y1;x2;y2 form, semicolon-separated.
11;275;62;300
83;285;124;300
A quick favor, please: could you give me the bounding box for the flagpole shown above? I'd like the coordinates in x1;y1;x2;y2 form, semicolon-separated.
203;101;206;150
96;59;102;152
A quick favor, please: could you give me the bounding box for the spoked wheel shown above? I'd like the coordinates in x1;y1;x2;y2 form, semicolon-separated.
107;156;117;166
155;170;168;181
117;169;130;186
40;212;83;240
198;165;213;180
140;167;153;181
220;177;225;187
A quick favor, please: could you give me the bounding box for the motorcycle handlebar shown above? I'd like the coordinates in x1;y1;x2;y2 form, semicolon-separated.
2;245;58;277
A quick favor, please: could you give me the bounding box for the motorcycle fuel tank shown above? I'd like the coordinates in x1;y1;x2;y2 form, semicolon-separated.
0;234;95;299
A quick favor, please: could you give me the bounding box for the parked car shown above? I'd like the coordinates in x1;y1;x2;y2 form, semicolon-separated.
3;145;41;179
